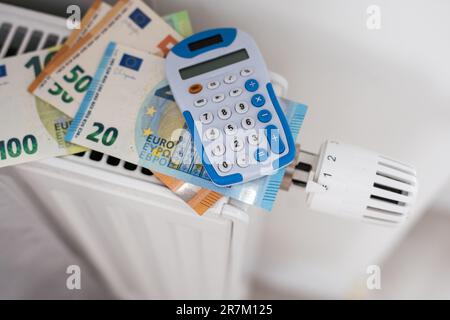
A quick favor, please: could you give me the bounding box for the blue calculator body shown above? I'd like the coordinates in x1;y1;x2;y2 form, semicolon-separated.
166;28;295;186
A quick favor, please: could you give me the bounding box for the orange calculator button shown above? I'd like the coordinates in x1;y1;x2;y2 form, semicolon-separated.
188;84;203;94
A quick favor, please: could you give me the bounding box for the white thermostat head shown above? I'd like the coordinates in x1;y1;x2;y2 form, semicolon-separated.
305;141;418;225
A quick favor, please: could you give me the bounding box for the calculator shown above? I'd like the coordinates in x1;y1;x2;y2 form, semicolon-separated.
166;28;295;186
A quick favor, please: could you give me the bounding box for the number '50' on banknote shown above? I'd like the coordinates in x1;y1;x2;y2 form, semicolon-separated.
29;0;182;117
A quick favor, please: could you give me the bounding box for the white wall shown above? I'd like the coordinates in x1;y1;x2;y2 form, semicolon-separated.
153;0;450;297
367;200;450;299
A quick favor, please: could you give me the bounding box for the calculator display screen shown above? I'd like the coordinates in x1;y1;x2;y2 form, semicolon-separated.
188;34;223;51
179;49;249;80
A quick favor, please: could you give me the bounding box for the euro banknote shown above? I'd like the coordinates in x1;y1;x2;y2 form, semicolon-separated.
163;10;193;38
51;0;111;66
28;0;112;118
65;43;307;210
0;49;85;169
154;172;223;215
29;0;182;117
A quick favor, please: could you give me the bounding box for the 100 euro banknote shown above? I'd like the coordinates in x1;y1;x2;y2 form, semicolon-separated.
0;48;85;168
65;43;307;210
29;0;182;117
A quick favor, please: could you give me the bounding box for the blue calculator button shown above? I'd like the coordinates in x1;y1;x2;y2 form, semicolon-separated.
265;125;286;154
257;109;272;123
251;94;265;107
245;79;259;92
255;148;269;162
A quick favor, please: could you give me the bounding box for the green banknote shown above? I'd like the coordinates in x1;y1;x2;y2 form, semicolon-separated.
163;10;193;38
0;48;85;169
66;43;307;210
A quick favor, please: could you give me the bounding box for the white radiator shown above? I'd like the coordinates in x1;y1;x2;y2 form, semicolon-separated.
0;3;288;299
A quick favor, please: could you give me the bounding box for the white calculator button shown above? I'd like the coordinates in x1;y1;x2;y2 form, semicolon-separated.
236;153;249;168
230;136;244;152
218;107;231;120
207;80;220;90
247;132;259;145
241;117;255;129
199;112;213;124
212;93;225;103
224;123;238;135
218;160;233;173
229;87;243;97
211;143;226;156
240;68;253;77
234;101;249;114
205;127;220;141
194;97;207;107
224;74;237;84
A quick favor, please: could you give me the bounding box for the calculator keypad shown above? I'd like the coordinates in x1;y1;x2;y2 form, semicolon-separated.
189;66;286;177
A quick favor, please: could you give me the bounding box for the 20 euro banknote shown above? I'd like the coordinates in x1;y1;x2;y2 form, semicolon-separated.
29;0;182;117
0;48;85;169
65;43;307;210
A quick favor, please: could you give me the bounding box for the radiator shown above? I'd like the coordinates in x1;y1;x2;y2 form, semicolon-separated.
0;2;288;299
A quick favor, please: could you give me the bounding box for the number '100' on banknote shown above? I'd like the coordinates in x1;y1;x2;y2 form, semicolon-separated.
66;43;307;211
0;48;85;169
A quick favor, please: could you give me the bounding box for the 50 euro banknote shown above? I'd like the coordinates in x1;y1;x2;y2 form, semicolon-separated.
0;48;85;169
29;0;182;117
65;43;307;211
48;0;112;69
25;0;113;119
